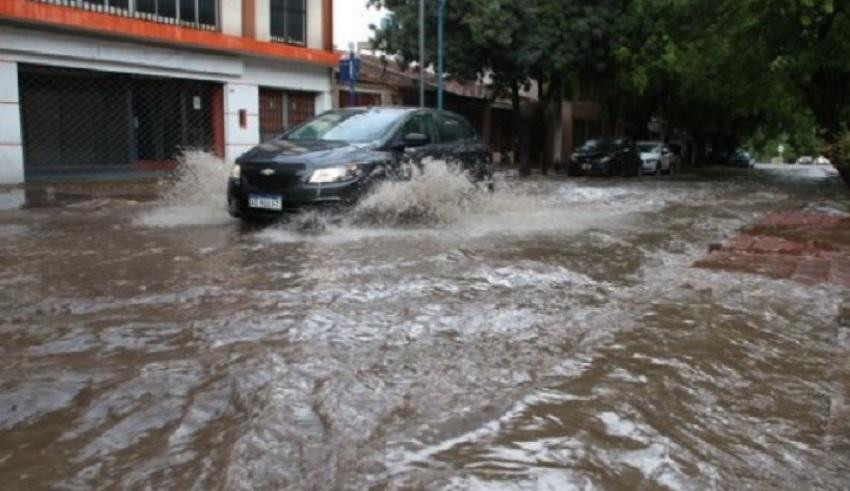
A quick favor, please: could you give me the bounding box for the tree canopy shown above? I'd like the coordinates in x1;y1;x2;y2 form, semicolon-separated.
369;0;850;184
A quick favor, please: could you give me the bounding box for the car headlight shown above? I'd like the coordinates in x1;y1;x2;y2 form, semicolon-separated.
309;164;364;184
230;164;241;179
599;156;612;164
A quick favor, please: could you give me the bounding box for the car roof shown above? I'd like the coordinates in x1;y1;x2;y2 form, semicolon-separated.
332;106;464;117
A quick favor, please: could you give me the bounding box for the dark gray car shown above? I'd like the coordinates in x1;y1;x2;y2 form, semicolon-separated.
568;137;643;177
227;107;492;220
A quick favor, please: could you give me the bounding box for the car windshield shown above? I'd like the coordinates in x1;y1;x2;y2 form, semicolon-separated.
638;143;662;153
284;109;407;143
580;138;623;152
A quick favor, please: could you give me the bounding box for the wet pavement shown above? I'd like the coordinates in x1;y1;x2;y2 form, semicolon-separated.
1;162;849;489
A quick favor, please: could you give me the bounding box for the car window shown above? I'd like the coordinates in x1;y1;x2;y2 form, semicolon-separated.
638;143;661;153
436;114;475;143
581;139;620;152
285;108;407;142
398;113;436;144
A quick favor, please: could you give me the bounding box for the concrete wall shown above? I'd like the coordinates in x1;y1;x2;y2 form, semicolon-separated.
254;0;271;42
224;84;260;163
0;60;23;184
307;0;323;50
0;25;333;182
221;0;243;37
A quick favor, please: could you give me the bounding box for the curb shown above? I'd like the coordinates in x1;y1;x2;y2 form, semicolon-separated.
827;300;850;450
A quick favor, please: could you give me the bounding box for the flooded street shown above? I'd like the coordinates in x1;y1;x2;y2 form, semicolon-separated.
1;164;849;489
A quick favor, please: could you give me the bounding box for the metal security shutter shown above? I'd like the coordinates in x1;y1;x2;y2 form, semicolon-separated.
18;64;218;180
286;91;315;127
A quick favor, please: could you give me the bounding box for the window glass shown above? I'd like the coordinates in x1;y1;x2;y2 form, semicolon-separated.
159;0;177;19
437;114;473;143
270;0;286;38
271;0;306;44
285;0;306;43
137;0;156;14
399;114;435;143
179;0;196;23
198;0;216;25
285;109;407;143
637;143;662;153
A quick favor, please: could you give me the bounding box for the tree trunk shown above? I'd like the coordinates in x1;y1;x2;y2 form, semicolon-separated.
512;82;529;177
836;164;850;187
822;131;850;188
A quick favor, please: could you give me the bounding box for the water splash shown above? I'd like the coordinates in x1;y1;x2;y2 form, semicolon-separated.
135;151;234;228
353;159;532;227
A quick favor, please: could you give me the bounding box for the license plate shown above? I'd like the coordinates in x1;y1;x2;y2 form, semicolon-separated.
582;164;592;170
248;194;283;211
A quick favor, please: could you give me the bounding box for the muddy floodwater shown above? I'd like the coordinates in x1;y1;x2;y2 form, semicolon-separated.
1;163;849;489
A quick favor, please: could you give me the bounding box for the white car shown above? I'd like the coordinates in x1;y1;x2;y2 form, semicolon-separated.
637;141;674;175
815;155;831;166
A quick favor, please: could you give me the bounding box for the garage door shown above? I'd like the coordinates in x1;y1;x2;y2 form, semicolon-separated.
259;89;317;143
18;64;220;180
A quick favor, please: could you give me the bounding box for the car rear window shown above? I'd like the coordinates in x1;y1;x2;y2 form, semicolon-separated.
437;114;476;143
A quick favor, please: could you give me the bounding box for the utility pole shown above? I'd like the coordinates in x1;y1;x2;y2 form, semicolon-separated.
419;0;425;108
437;0;446;110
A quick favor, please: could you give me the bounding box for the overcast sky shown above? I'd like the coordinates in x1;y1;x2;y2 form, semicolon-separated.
333;0;388;50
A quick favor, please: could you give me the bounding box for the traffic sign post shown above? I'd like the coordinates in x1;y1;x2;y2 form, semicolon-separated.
339;49;361;107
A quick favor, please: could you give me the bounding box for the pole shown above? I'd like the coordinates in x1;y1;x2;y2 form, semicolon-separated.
419;0;425;108
437;0;445;111
348;46;356;107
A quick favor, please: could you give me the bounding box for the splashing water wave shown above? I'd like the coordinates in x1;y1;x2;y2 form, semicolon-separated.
134;151;234;228
353;160;536;227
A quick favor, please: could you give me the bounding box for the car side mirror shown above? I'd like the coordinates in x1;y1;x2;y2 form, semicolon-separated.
402;132;429;148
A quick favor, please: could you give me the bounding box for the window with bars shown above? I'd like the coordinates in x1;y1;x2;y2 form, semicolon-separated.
259;88;316;142
30;0;218;30
270;0;306;46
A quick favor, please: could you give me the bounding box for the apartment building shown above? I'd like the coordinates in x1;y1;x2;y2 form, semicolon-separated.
0;0;337;183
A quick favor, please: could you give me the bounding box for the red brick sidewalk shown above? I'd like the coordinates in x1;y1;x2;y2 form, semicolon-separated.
694;211;850;288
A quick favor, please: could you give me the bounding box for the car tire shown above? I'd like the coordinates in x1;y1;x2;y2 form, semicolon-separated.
228;198;241;218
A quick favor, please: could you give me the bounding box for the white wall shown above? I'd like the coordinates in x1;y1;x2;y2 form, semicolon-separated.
242;58;331;92
224;83;260;163
307;0;323;50
0;25;334;181
0;25;244;80
0;61;23;185
220;0;243;37
255;0;271;41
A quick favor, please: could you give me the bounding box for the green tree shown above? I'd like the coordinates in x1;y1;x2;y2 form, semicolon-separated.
744;0;850;183
368;0;540;170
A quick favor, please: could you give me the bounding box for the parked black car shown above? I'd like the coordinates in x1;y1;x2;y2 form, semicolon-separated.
729;150;755;168
568;137;643;177
228;107;492;220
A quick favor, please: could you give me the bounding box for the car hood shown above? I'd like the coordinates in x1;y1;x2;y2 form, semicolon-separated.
236;139;377;167
640;152;661;160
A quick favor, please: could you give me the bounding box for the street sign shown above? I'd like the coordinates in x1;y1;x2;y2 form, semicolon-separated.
339;58;361;85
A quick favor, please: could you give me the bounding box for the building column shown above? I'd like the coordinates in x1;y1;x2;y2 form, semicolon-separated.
224;83;260;163
0;60;24;184
315;89;332;113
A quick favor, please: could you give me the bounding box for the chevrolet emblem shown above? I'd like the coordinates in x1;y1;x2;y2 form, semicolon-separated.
260;168;275;176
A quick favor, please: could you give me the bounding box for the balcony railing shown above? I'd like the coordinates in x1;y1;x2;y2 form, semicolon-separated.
29;0;219;31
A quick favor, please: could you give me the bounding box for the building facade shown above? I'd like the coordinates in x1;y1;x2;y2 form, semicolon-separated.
0;0;337;183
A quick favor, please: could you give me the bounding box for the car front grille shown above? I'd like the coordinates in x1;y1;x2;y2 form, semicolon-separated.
243;164;306;190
